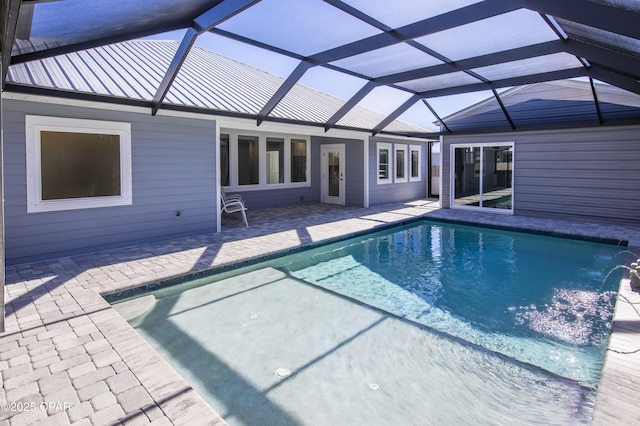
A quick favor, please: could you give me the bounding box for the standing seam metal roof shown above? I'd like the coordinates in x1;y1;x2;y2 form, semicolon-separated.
6;40;427;133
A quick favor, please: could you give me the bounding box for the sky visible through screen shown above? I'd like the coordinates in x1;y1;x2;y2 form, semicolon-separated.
141;29;499;132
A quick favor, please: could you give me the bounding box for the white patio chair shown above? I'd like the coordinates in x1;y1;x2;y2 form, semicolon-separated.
220;189;248;227
221;187;244;203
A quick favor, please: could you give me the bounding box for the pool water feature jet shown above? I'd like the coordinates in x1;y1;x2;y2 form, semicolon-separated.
602;263;640;290
615;249;640;259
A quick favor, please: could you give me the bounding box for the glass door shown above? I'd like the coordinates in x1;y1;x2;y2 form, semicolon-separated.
321;144;345;205
451;143;513;213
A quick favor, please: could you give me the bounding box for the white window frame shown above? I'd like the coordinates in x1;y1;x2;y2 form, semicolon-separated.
449;142;514;215
409;144;422;182
25;115;132;213
394;144;408;183
221;129;311;191
376;142;392;185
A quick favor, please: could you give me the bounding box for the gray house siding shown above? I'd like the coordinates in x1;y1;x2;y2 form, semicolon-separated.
368;136;428;205
441;125;640;224
4;99;217;264
233;135;365;209
316;136;365;207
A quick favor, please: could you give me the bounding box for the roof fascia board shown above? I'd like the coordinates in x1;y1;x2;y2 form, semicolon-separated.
440;119;640;138
1;87;377;140
518;0;640;40
218;115;370;140
419;68;586;98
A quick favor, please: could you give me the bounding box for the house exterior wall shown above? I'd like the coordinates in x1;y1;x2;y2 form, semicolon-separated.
316;136;365;207
3;99;217;265
441;125;640;224
234;136;365;208
368;136;428;205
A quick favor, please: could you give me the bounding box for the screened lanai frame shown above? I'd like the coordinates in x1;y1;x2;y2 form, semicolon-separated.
2;0;640;138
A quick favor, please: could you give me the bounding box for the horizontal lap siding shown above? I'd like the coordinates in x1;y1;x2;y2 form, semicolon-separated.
442;125;640;224
316;136;365;207
4;99;217;264
368;137;428;205
232;186;319;209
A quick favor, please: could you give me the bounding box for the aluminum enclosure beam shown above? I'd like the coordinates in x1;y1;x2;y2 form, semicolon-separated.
257;61;313;125
417;68;587;99
589;77;604;125
151;0;260;115
1;0;21;87
310;0;520;64
324;81;377;132
372;94;421;135
423;99;451;134
519;0;640;40
492;89;516;130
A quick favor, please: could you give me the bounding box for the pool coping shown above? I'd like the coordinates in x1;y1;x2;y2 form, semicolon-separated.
1;201;639;425
104;215;627;304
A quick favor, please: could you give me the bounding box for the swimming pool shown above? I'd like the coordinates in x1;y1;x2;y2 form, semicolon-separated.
115;220;622;424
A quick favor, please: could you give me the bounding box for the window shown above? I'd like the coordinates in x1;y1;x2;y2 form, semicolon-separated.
410;145;421;181
377;143;392;184
238;135;259;185
395;145;408;183
266;137;285;184
220;134;230;187
26;115;132;213
451;142;513;213
291;139;307;183
221;130;310;190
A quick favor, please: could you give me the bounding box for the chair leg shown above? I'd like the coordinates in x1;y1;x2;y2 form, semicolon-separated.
241;208;248;227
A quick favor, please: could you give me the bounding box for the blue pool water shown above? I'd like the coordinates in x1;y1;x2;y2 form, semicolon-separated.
119;220;623;424
275;221;620;386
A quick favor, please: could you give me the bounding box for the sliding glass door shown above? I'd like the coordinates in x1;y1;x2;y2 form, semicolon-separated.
451;143;513;213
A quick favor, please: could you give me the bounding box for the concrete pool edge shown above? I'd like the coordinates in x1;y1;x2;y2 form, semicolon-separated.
103;213;628;305
2;202;638;425
101;215;426;304
107;213;636;423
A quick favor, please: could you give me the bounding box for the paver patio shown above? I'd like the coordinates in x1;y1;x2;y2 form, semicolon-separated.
1;200;639;425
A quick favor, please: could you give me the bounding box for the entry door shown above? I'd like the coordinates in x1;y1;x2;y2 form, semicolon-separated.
321;144;345;205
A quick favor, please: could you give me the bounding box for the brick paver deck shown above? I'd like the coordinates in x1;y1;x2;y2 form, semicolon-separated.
1;200;638;425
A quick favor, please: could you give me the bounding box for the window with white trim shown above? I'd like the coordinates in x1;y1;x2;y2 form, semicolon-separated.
377;142;392;184
291;139;307;183
394;145;408;183
221;130;310;190
238;135;259;186
410;144;422;181
26;115;132;213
